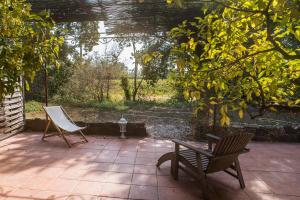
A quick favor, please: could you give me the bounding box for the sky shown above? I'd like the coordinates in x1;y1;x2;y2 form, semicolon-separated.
84;21;144;71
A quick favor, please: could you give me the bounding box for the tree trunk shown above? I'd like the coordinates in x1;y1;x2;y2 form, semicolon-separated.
106;73;111;100
79;42;83;58
132;39;138;101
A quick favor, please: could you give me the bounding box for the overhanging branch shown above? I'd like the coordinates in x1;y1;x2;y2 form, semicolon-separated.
198;48;276;72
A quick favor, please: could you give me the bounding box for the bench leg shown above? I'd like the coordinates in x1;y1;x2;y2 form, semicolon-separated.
235;158;245;189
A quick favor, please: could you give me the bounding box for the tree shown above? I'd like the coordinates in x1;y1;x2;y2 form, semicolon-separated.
118;34;171;101
164;0;300;125
25;41;77;101
58;44;126;103
61;21;100;58
0;0;64;101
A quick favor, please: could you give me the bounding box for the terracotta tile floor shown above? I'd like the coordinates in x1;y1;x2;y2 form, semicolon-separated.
0;132;300;200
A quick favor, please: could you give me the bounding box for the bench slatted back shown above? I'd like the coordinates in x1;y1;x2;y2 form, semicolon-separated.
206;133;253;173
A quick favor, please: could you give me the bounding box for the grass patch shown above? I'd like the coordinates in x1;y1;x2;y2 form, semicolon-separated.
85;100;129;111
25;101;44;113
50;98;190;112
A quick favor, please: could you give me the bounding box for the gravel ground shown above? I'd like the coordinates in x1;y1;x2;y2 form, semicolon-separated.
26;106;300;139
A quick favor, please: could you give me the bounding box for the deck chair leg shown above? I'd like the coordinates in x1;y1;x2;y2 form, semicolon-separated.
60;131;72;148
53;125;72;148
79;130;88;142
234;158;245;189
42;120;51;140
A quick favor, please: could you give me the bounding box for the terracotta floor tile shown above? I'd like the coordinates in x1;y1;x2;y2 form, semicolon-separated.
104;145;121;151
257;172;300;196
0;186;14;198
114;156;135;164
119;146;138;152
67;194;100;200
134;165;157;175
136;152;157;158
158;187;201;200
110;164;134;173
75;152;101;161
4;188;40;200
214;189;251;200
135;157;156;166
157;175;182;187
97;157;117;163
98;150;119;158
247;192;300;200
35;190;70;200
105;172;132;184
132;174;157;186
155;147;173;154
81;170;108;182
88;162;134;174
59;169;88;180
87;162;113;171
99;197;126;200
156;162;180;176
72;181;102;195
129;185;158;200
36;167;66;178
117;151;137;157
99;183;130;199
138;147;156;153
20;176;53;190
46;178;79;193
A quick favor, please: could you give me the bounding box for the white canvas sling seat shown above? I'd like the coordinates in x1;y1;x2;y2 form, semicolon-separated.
42;106;88;147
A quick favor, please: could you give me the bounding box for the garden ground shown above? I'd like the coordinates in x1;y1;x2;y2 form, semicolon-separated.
25;101;300;140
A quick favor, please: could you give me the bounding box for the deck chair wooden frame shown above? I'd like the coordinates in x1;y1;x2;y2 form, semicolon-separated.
156;133;254;200
43;106;88;148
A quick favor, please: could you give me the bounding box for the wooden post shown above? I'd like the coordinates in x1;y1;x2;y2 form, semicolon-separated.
44;65;48;121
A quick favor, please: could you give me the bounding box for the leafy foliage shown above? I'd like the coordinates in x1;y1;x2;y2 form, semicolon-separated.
164;0;300;125
0;0;64;100
59;21;100;57
120;76;131;101
58;54;126;103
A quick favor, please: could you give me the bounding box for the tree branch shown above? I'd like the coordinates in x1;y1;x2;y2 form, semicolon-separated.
264;0;300;60
213;0;265;13
198;48;276;72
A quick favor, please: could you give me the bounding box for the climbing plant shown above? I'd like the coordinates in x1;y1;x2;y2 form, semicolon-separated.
0;0;64;101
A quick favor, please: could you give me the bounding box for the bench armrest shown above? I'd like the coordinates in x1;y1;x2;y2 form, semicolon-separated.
206;134;221;141
172;139;213;158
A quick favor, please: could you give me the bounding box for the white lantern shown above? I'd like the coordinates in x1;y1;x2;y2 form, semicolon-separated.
118;115;127;139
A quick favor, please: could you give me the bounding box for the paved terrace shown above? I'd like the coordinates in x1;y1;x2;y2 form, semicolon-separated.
0;132;299;200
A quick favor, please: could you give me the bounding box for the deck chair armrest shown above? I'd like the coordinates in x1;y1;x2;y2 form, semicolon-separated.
172;139;213;158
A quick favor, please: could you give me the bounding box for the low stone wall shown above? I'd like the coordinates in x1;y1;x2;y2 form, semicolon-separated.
25;118;147;137
194;125;300;142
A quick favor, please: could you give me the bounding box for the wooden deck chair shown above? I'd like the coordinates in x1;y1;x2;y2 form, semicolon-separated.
42;106;88;148
157;133;254;200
